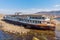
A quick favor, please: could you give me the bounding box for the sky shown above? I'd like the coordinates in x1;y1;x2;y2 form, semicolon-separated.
0;0;60;14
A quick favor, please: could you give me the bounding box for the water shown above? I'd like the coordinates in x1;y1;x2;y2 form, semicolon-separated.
55;18;60;21
55;18;60;40
55;30;60;40
0;30;13;40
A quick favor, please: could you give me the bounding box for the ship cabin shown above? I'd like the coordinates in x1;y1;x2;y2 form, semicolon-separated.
4;15;50;25
3;14;55;31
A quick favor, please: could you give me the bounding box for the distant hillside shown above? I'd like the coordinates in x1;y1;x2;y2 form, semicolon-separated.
35;10;60;16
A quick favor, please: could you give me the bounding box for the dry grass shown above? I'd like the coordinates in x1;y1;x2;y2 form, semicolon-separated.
4;29;55;40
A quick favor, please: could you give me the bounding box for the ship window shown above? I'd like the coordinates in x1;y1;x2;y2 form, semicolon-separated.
37;21;39;23
33;20;35;23
26;20;27;22
28;20;29;22
23;19;24;21
34;21;41;24
19;19;21;21
31;20;32;23
25;19;28;22
27;20;29;22
41;17;45;19
30;17;43;19
35;21;37;23
37;21;39;24
23;19;25;21
31;20;33;23
26;20;28;22
32;20;34;23
21;19;23;21
29;20;30;22
39;21;41;23
25;19;26;22
30;20;31;22
20;19;22;21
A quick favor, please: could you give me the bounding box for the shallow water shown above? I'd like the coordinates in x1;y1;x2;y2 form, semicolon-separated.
55;18;60;40
0;30;14;40
55;18;60;21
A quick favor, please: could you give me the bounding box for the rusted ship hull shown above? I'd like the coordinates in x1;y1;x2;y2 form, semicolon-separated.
3;19;55;31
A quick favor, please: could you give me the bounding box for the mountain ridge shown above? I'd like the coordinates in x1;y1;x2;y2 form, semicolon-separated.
35;10;60;16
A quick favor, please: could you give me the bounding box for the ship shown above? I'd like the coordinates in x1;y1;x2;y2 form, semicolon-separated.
3;14;56;31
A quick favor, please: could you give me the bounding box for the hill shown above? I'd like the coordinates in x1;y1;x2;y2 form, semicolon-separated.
35;10;60;16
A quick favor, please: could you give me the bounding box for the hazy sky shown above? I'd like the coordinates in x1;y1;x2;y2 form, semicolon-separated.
0;0;60;14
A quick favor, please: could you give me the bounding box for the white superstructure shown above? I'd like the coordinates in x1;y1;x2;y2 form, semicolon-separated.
4;15;50;25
